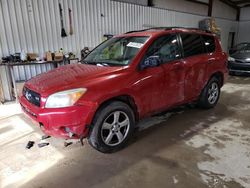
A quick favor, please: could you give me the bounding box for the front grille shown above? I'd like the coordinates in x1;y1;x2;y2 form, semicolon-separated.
23;87;41;107
20;103;37;118
235;60;243;64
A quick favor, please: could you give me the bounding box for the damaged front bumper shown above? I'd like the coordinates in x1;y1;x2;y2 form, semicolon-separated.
19;95;96;139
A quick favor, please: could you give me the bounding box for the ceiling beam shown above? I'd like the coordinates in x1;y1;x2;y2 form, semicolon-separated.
236;7;240;20
186;0;209;6
243;3;250;7
208;0;213;16
219;0;238;9
148;0;153;6
234;0;250;5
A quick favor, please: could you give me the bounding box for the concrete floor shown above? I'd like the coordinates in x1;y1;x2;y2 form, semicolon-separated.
0;76;250;188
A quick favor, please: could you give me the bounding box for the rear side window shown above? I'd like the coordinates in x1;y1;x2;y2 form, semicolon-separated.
202;35;216;53
181;34;204;57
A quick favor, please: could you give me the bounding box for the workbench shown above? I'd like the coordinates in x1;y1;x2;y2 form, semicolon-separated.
0;58;79;103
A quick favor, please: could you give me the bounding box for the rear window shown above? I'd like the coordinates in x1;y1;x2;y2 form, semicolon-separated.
181;34;204;57
202;35;216;53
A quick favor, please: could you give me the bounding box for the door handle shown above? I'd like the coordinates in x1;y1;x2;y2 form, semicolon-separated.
208;58;215;64
173;62;183;70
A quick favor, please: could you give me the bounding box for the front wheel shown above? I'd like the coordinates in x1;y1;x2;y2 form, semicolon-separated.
198;77;221;109
88;101;135;153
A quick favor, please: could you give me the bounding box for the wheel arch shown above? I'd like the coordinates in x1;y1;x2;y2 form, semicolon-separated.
94;95;140;123
199;71;224;100
209;71;224;87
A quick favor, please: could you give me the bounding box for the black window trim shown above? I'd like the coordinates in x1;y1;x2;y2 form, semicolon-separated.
140;33;183;66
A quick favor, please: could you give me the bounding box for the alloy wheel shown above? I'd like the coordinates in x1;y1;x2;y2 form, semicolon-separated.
101;111;130;146
208;82;219;104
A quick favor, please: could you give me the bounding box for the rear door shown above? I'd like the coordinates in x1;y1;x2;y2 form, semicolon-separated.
202;35;223;76
180;33;208;101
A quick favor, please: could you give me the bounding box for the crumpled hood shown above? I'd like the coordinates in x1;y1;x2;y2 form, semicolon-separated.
25;64;124;95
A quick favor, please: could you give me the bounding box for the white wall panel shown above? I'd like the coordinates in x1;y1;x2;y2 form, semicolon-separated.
113;0;148;6
215;18;238;50
238;7;250;43
238;21;250;43
212;0;237;20
0;0;238;59
240;7;250;21
153;0;208;16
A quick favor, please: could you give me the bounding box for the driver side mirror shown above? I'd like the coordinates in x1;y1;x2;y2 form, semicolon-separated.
140;55;161;70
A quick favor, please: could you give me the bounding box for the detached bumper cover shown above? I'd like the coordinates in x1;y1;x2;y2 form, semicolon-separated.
19;95;96;139
228;61;250;73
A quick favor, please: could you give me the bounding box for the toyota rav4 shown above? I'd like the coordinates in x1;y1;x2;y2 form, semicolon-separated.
19;27;228;153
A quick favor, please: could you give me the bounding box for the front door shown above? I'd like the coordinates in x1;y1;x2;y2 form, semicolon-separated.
155;34;185;106
137;34;185;114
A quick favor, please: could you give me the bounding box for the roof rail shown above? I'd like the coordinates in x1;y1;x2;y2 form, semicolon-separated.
178;27;212;33
125;29;149;34
125;27;212;34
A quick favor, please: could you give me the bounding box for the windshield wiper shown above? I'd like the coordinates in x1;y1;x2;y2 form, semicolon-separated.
82;60;110;66
83;59;128;66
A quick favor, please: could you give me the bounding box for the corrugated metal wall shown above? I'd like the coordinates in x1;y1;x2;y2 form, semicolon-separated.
238;7;250;43
0;0;238;58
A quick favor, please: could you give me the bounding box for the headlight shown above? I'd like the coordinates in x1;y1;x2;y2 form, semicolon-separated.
45;88;87;108
228;56;235;62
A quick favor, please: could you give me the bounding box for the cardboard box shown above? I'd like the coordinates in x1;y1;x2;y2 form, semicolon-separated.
54;52;64;61
27;53;38;61
16;82;25;97
46;52;53;61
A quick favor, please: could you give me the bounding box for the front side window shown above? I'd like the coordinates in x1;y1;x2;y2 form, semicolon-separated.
84;36;149;66
181;34;204;57
145;35;181;62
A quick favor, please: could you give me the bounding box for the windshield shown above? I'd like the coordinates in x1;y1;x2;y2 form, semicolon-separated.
237;44;250;53
235;43;249;50
84;36;149;66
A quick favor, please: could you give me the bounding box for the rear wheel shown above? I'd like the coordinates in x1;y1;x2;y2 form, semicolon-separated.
88;101;135;153
198;77;220;109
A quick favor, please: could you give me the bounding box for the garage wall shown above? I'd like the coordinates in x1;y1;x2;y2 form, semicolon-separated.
0;0;238;59
152;0;208;16
238;7;250;43
113;0;148;6
212;0;237;20
240;7;250;21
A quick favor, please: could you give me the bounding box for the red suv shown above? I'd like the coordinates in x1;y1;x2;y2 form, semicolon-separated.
20;27;228;153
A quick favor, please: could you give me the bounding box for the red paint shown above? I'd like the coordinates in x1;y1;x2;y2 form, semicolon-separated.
19;29;228;139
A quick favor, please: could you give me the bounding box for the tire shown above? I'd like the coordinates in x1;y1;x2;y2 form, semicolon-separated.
229;71;235;76
88;101;135;153
198;77;220;109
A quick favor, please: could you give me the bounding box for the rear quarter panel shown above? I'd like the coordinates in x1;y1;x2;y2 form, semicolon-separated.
206;37;228;86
